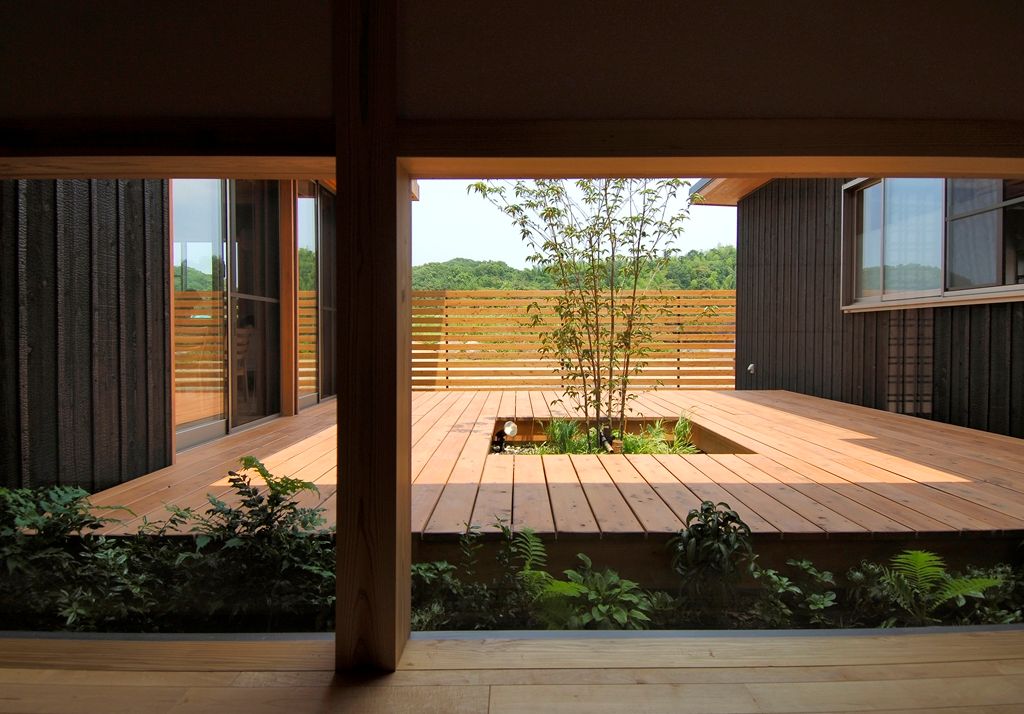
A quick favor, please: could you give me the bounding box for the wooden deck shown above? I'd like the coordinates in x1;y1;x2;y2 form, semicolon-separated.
3;630;1024;712
94;390;1024;546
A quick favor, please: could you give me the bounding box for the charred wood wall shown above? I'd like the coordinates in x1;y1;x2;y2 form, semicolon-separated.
736;178;1024;438
0;179;171;490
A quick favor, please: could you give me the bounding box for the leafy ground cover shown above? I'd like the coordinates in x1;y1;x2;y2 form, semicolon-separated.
2;463;1020;632
502;417;699;455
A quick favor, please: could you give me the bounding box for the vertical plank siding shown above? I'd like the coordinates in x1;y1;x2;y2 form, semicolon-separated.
0;179;172;490
736;178;1024;439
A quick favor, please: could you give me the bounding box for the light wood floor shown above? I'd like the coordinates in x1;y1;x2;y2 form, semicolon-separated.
2;630;1023;712
92;390;1024;541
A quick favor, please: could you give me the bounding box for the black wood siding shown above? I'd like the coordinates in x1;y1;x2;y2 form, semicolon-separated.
0;179;171;490
736;178;1024;439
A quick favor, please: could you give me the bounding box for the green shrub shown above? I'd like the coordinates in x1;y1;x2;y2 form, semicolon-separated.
881;550;1001;626
951;564;1023;625
545;419;584;454
669;501;753;600
0;486;157;631
672;414;699;454
146;457;335;631
536;554;653;630
751;559;837;628
0;457;334;632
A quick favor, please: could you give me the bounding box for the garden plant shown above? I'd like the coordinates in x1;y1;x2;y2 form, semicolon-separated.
2;470;1020;633
471;178;697;449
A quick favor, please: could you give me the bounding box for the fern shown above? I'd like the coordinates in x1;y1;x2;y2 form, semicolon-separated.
889;550;946;591
883;550;1002;625
512;528;548;572
939;577;1003;606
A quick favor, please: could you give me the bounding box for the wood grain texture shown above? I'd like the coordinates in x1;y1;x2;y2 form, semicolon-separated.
334;0;407;670
3;631;1023;713
0;179;171;490
95;389;1024;550
412;290;735;390
278;180;298;417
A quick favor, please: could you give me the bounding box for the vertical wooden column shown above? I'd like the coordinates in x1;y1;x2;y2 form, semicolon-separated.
335;0;410;670
279;180;298;417
167;180;177;460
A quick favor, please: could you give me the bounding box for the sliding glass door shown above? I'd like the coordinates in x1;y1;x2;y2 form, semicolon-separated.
172;179;283;449
318;185;337;399
297;182;319;406
296;181;336;408
172;180;228;448
229;180;281;427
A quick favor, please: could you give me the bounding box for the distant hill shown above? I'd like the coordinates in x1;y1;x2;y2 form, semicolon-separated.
411;258;556;290
411;246;736;290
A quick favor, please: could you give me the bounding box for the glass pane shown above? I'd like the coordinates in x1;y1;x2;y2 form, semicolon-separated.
855;182;882;299
1004;179;1024;202
883;179;943;296
297;195;318;397
231;297;280;426
1006;203;1024;285
231;180;280;299
171;179;226;430
947;179;1001;216
946;211;1000;289
319;187;337;398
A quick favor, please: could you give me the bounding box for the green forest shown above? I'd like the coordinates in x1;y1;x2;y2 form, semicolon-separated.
174;245;736;292
411;245;736;290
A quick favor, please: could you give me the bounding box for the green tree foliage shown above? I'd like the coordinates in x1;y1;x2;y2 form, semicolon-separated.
411;247;736;291
470;178;695;439
664;245;737;290
412;257;556;290
298;247;317;291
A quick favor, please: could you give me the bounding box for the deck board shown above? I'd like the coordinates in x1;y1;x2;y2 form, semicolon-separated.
96;390;1024;541
4;632;1024;713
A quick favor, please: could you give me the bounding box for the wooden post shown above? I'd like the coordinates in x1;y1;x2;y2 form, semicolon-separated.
167;180;176;461
279;180;298;417
335;0;410;671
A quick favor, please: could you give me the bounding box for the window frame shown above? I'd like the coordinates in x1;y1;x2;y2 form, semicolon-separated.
841;177;1024;312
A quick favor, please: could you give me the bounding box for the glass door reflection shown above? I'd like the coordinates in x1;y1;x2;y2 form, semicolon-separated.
172;179;228;448
229;180;281;427
297;182;319;406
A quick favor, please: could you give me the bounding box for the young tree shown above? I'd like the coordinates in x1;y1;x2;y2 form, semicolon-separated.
470;179;695;446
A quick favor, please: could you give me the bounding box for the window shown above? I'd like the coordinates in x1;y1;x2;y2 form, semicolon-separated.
843;178;1024;310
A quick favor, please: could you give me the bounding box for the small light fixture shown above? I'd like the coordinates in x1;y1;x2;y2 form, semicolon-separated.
747;363;756;375
492;420;518;453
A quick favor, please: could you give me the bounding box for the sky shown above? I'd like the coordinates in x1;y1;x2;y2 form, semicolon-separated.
411;179;737;268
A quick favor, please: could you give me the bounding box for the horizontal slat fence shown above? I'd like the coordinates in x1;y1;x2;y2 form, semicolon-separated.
173;291;226;392
298;290;318;395
412;290;735;390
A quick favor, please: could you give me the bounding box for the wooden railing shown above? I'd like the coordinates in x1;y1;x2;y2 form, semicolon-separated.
174;289;737;396
412;290;736;390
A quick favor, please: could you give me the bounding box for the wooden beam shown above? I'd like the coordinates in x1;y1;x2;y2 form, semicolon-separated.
399;155;1024;180
279;180;298;417
335;0;409;671
397;118;1024;162
0;156;334;180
